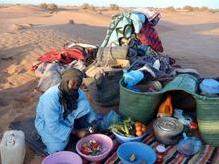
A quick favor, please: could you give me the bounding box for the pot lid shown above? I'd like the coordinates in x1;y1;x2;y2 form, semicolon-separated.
154;117;184;134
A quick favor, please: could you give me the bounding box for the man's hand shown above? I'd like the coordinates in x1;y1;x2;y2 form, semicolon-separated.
73;129;89;138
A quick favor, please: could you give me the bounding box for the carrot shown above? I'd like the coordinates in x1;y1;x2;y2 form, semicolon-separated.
135;126;142;132
136;130;143;137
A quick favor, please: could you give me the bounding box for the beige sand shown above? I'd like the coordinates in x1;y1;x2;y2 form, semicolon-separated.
0;5;219;163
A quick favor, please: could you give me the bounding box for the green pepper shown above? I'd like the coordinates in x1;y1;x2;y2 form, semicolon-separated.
124;124;130;136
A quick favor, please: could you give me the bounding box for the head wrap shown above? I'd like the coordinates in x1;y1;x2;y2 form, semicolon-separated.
58;68;83;119
61;68;83;81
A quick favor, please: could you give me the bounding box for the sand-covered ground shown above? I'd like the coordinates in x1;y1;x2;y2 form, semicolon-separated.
0;5;219;163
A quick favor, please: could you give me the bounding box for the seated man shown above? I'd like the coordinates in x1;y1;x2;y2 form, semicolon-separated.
35;68;97;154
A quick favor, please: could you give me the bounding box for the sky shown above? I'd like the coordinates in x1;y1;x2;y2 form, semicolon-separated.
2;0;219;9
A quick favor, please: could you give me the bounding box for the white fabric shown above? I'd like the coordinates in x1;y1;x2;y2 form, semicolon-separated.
133;8;160;22
36;61;86;92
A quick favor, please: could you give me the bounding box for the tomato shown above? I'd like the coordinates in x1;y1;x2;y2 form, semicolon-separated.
81;140;102;156
91;143;99;149
81;147;89;155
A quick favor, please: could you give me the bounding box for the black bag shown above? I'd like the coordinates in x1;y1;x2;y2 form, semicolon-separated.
86;46;129;106
89;69;123;106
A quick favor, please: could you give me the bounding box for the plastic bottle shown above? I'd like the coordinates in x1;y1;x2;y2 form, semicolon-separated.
123;70;144;87
0;130;26;164
157;95;173;117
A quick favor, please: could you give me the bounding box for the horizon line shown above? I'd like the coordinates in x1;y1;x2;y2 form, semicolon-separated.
0;3;219;10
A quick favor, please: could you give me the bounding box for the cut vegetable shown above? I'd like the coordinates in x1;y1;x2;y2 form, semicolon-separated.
129;153;137;162
80;140;102;156
110;118;147;137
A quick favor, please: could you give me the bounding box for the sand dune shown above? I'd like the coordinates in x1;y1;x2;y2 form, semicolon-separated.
0;5;43;13
52;10;111;26
0;6;112;33
0;5;219;163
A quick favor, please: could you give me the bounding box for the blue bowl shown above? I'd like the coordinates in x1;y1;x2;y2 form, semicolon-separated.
112;131;147;143
117;142;156;164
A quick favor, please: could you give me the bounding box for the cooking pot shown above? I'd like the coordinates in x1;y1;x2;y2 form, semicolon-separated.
153;117;184;145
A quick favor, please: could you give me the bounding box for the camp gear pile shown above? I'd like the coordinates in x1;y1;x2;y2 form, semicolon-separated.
28;8;219;163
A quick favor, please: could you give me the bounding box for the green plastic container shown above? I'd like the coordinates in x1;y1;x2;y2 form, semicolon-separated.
119;80;162;124
119;74;199;124
194;94;219;146
120;73;219;146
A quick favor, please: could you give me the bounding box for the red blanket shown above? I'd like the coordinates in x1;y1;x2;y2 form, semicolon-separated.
32;48;85;70
138;24;164;52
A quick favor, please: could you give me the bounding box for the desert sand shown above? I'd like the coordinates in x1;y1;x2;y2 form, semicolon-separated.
0;5;219;163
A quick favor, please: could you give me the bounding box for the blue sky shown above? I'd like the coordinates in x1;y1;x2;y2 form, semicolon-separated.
2;0;219;9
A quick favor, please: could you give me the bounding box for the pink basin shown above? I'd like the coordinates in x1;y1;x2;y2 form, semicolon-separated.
42;151;83;164
76;133;113;162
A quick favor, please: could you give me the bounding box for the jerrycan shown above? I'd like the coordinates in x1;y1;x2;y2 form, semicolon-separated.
0;130;26;164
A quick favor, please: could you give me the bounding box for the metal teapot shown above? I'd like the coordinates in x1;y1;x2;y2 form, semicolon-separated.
153;117;184;145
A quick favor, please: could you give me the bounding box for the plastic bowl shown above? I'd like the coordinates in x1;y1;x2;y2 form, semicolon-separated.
117;142;156;164
112;130;147;143
76;134;113;162
177;137;202;156
42;151;83;164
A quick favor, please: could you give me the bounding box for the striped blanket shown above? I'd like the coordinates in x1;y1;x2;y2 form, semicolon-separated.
102;132;219;164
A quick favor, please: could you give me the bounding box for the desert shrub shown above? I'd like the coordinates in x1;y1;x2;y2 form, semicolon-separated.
81;3;89;9
39;3;58;12
69;19;75;24
193;7;200;11
40;3;48;9
90;5;96;11
47;3;58;12
209;9;219;13
165;7;176;12
110;4;119;10
184;5;194;12
80;3;96;10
